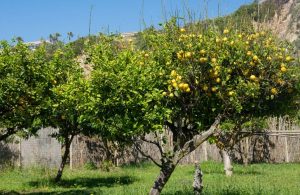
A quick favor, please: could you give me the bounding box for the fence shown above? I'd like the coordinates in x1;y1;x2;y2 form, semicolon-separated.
70;117;300;167
0;127;61;168
1;117;299;168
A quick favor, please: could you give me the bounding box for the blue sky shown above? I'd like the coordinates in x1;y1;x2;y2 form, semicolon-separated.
0;0;254;42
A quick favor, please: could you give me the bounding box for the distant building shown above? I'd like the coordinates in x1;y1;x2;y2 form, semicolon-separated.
25;40;51;50
120;32;137;38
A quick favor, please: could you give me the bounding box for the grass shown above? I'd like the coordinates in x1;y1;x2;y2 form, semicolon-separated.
0;161;300;194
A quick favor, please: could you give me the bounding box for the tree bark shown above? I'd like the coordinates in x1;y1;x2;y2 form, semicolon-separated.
150;161;175;195
221;150;233;176
193;162;203;195
148;115;223;194
55;135;74;182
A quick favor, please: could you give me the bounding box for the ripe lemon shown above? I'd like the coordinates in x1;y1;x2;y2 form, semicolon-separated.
211;58;217;63
185;52;192;58
211;87;218;92
223;29;229;34
271;88;278;95
280;66;287;72
250;75;256;81
183;83;189;89
171;70;177;77
253;55;259;61
228;91;234;96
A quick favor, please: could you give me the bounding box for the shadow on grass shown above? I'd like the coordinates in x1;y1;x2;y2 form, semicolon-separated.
0;189;99;195
28;175;136;189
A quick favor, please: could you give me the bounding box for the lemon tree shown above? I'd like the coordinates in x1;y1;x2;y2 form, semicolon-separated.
0;40;53;141
41;46;93;182
87;19;299;194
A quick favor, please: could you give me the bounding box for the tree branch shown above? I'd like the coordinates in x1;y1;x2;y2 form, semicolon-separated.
140;136;164;156
174;114;223;163
133;142;162;168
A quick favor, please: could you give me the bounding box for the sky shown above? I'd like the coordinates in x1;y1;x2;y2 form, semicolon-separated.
0;0;254;42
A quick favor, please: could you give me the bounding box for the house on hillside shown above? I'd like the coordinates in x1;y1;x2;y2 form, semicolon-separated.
25;40;51;50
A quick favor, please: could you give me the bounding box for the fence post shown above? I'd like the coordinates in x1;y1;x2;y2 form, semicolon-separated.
284;136;289;163
18;137;21;167
244;137;249;165
203;141;208;161
70;140;73;169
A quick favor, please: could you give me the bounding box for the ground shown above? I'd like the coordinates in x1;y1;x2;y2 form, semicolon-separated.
0;161;300;194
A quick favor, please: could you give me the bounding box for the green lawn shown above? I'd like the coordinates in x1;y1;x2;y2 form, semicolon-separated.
0;161;300;194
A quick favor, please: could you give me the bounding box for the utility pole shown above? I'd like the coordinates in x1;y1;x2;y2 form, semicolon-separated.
88;5;94;38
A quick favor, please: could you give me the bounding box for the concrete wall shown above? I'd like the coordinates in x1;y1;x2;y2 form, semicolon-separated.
0;127;61;168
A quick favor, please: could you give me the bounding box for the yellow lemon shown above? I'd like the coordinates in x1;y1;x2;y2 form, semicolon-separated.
171;70;177;77
228;91;234;96
250;75;256;81
185;52;192;58
172;82;178;88
211;87;218;92
285;56;292;62
183;83;189;89
178;83;184;89
253;55;259;61
199;57;208;63
223;29;229;34
280;66;287;73
271;88;278;95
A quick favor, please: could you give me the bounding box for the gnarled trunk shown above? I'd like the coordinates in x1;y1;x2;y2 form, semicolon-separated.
55;135;74;182
150;161;175;195
193;162;203;195
147;115;222;194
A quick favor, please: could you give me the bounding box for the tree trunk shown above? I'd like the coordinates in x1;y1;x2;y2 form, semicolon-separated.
221;150;232;176
193;162;203;195
150;161;175;195
55;135;74;182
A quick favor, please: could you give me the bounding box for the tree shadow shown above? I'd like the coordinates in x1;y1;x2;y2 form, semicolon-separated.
0;189;100;195
28;175;136;189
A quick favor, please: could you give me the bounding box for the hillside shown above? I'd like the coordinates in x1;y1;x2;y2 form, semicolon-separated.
236;0;300;50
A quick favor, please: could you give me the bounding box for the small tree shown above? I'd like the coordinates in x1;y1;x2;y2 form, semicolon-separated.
42;46;93;182
88;20;299;194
